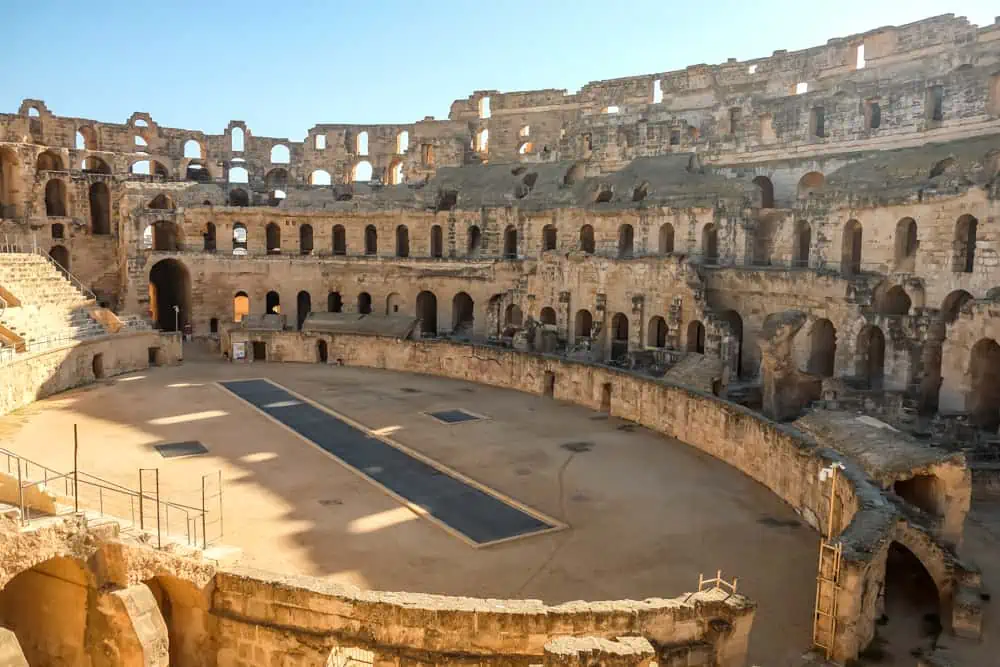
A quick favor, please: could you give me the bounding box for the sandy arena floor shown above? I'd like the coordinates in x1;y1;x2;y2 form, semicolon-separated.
0;359;820;665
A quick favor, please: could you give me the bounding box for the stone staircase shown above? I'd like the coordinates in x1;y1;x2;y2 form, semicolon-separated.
0;252;108;352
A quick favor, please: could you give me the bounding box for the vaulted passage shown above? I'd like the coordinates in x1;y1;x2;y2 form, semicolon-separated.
296;291;311;330
149;258;191;332
970;338;1000;429
452;292;474;334
417;290;437;335
877;543;942;661
856;325;885;389
808;319;836;377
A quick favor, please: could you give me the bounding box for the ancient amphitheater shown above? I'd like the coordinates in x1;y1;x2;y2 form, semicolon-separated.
0;11;998;667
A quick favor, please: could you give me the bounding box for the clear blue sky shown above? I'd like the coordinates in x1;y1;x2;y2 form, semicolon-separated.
2;1;995;140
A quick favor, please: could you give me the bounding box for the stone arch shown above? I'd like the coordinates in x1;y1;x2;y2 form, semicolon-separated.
702;223;718;263
143;574;211;667
49;244;69;270
941;289;973;324
877;284;912;316
416;290;438;335
148;193;174;210
296;290;312;330
88;182;110;234
364;225;377;255
648;315;667;348
658;223;674;255
232;223;248;254
753;175;774;208
0;556;92;667
299;224;313;255
265;222;281;255
575;309;593;340
793;220;811;267
539;307;557;326
452;292;475;333
503;225;518;258
270;144;290;164
687;320;706;353
227;188;249;207
808;318;836;377
504;304;524;330
44;178;67;217
856;325;885;388
332;224;346;255
880;542;943;655
149;258;191;331
396;224;409;258
77;126;98;151
467;225;482;256
894;217;918;271
610;312;629;359
969;338;1000;429
266;291;281;315
82;156;110;174
385;292;402;315
952;214;977;273
357;292;372;314
36;150;63;172
327;291;343;313
579;224;595;254
617;224;634;258
233;291;249;322
842;219;863;274
152;220;183;251
797;171;824;198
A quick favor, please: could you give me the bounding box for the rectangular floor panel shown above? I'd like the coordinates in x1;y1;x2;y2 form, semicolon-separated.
218;378;560;546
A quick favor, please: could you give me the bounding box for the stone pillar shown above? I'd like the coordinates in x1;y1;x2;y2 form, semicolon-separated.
595;293;608;360
87;584;169;667
667;296;682;349
631;295;645;351
558;290;571;344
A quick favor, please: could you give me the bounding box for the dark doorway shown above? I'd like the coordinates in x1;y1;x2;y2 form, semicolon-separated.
856;325;886;389
300;224;314;255
252;342;267;361
328;292;342;313
89;182;110;234
842;220;863;275
416;291;437;335
358;292;372;315
148;259;191;331
296;291;311;330
687;320;705;354
600;382;612;413
266;291;280;315
753;175;774;208
808;319;837;377
452;292;474;333
92;353;104;379
970;338;1000;429
544;371;556;398
430;225;443;258
317;340;328;363
49;245;70;270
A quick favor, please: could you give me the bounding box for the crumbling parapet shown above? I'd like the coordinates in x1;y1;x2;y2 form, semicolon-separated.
542;636;656;667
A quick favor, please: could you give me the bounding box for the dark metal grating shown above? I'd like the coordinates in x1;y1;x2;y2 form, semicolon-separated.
427;409;482;424
154;441;209;458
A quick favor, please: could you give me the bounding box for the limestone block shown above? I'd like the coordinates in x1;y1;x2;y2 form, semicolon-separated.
0;629;28;667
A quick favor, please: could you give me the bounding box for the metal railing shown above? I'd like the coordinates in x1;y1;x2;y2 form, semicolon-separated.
0;232;98;301
0;440;222;550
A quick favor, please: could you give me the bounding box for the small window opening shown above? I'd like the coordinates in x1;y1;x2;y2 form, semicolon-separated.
519;125;530;137
476;129;489;153
356;131;369;156
396;130;408;154
795;82;808;95
866;101;882;129
856;44;866;69
652;79;663;103
421;143;434;166
729;107;741;135
670;130;680;146
928;86;944;122
478;96;491;119
812;106;826;137
231;127;244;152
603;105;619;114
134;135;146;147
314;134;326;150
184;139;201;159
270;144;290;164
748;64;758;74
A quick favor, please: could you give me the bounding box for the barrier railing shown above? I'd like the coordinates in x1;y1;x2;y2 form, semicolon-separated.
0;232;98;302
0;438;222;550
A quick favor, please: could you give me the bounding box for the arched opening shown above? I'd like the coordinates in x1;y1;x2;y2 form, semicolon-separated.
895;218;918;271
88;182;110;234
183;139;202;159
230;127;244;152
0;556;91;667
467;225;482;256
265;291;281;315
232;223;248;254
752;215;776;266
81;156;110;174
142;225;152;249
310;169;331;186
702;223;718;264
358;292;372;315
540;307;557;326
332;225;347;255
317;340;328;363
152;221;183;251
149;258;191;331
396;225;409;257
228;188;249;207
720;310;744;378
299;224;313;255
687;320;705;353
797;171;825;198
753;175;774;208
233;291;249;322
417;291;437;335
45;179;66;216
953;214;977;273
941;289;973;324
542;224;557;251
504;304;523;335
296;291;311;330
228;166;249;184
658;223;674;255
356;131;369;156
894;475;943;517
476;128;489;153
266;223;281;255
574;309;593;341
364;225;377;255
327;292;342;313
430;225;443;258
544;371;556;397
610;312;629;360
49;244;69;270
270;144;290;164
617;224;634;258
396;130;409;154
143;574;213;667
880;543;942;658
203;222;216;252
77;126;97;150
452;292;474;333
185;162;209;182
353;161;373;182
878;285;912;316
808;319;836;377
600;383;612;413
842;219;863;275
388;159;404;185
385;292;402;314
793;220;811;267
148;194;174;210
36;150;63;172
580;225;595;254
503;226;518;258
970;338;1000;429
648;316;667;348
856;325;885;389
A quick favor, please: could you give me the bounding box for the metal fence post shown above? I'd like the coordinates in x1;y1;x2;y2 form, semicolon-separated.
16;460;24;525
201;474;208;550
73;424;79;513
138;471;145;530
155;469;161;549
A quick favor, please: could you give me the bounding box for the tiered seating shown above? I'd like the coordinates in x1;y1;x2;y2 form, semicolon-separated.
0;253;108;352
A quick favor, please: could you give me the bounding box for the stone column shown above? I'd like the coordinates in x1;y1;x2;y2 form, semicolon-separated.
631;295;645;352
558;290;571;344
